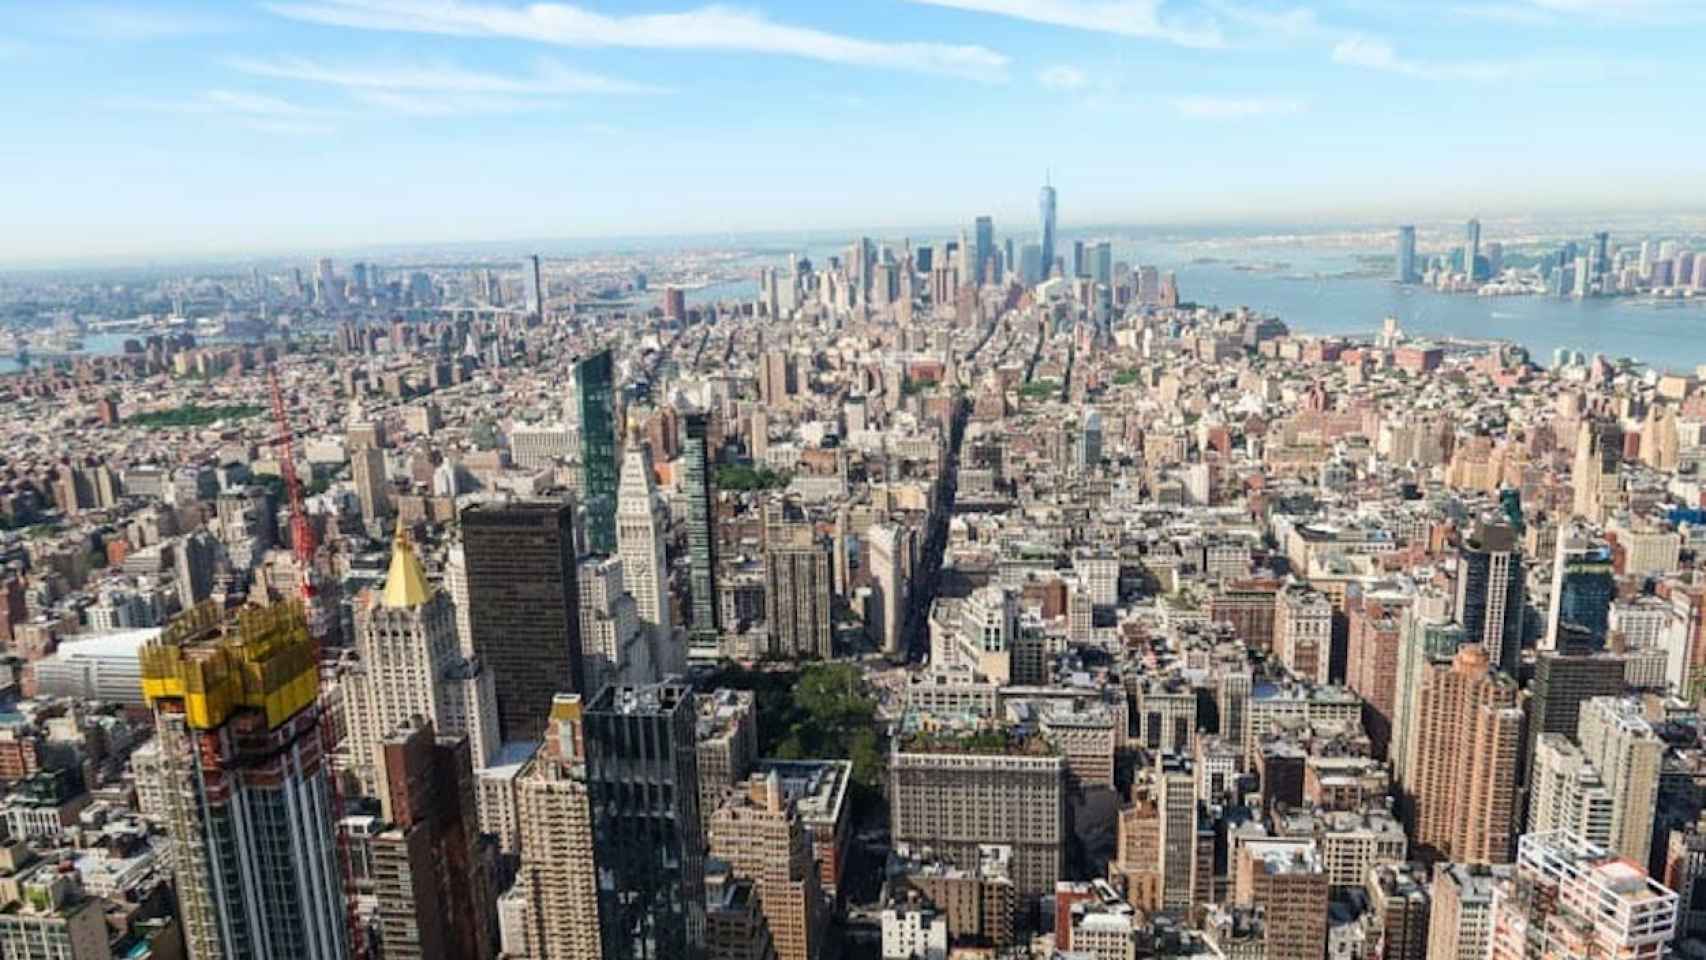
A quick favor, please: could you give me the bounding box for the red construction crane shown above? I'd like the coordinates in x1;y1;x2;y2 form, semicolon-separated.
268;365;366;959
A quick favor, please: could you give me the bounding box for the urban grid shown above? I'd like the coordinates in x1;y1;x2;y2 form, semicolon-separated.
4;3;1706;959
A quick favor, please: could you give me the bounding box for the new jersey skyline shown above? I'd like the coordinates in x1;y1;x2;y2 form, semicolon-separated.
5;0;1705;263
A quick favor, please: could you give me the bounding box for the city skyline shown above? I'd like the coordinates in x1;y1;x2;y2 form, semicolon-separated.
5;0;1706;263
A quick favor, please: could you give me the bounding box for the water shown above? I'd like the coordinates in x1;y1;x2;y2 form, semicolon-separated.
725;235;1706;371
1152;240;1706;371
11;237;1703;374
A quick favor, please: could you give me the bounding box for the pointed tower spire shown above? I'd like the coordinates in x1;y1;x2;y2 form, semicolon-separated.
381;517;432;608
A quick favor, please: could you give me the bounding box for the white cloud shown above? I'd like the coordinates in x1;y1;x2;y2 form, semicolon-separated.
904;0;1225;48
1169;95;1304;118
1331;34;1650;84
226;55;668;97
121;89;336;134
69;4;236;41
1521;0;1706;21
1038;65;1090;90
263;0;1010;80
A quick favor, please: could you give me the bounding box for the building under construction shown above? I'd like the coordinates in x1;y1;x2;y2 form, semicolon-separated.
140;599;350;960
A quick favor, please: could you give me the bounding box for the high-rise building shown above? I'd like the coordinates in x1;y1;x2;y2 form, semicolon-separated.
973;216;994;287
764;539;832;660
1092;241;1113;287
1410;646;1522;864
1576;696;1663;866
1464;218;1482;282
695;689;759;831
1523;649;1626;782
370;718;495;960
348;524;499;791
1233;840;1328;960
1276;586;1331;685
461;501;586;742
706;773;823;960
1544;526;1615;649
1366;862;1430;960
1488;831;1676;960
1569;420;1620;522
1455;521;1524;672
526;254;543;318
1526;734;1614;851
577;555;651;696
139;601;350;960
889;729;1065;898
683;412;722;660
514;696;604;960
1156;753;1199;917
590;683;707;958
517;686;707;960
1038;180;1057;282
1397;225;1418;284
574;349;619;555
866;523;905;657
1427;863;1507;960
617;446;674;662
351;445;389;526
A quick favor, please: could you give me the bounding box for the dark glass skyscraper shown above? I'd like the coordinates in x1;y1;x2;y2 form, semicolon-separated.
585;682;706;960
1455;522;1525;672
461;501;585;741
575;349;619;555
1038;180;1057;282
683;412;722;661
1551;541;1615;642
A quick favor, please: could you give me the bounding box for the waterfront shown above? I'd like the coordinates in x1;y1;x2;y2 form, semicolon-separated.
8;236;1705;376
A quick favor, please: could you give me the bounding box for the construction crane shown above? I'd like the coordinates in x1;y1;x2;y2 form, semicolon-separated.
268;365;367;959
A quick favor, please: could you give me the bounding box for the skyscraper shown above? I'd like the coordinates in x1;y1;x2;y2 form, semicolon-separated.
1455;521;1524;673
370;718;495;960
586;683;707;959
348;524;499;792
1545;526;1615;649
514;695;604;960
973;216;994;287
706;773;824;960
461;501;586;742
351;445;389;525
526;254;544;318
574;349;619;555
1464;218;1482;282
1396;225;1418;284
867;523;905;657
617;446;674;664
1092;241;1113;286
1576;697;1663;866
1570;420;1620;522
1410;646;1522;864
1526;734;1614;851
764;538;833;660
139;601;349;960
683;412;722;661
1038;179;1057;283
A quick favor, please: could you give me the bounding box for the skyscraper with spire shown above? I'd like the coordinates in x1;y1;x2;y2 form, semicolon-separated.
1039;176;1058;283
346;523;500;791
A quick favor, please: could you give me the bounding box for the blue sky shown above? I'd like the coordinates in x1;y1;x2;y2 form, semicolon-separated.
3;0;1704;264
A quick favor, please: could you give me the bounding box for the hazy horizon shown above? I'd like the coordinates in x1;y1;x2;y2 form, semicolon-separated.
6;1;1706;266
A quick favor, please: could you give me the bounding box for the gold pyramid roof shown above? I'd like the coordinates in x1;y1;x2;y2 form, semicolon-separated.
381;519;433;608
